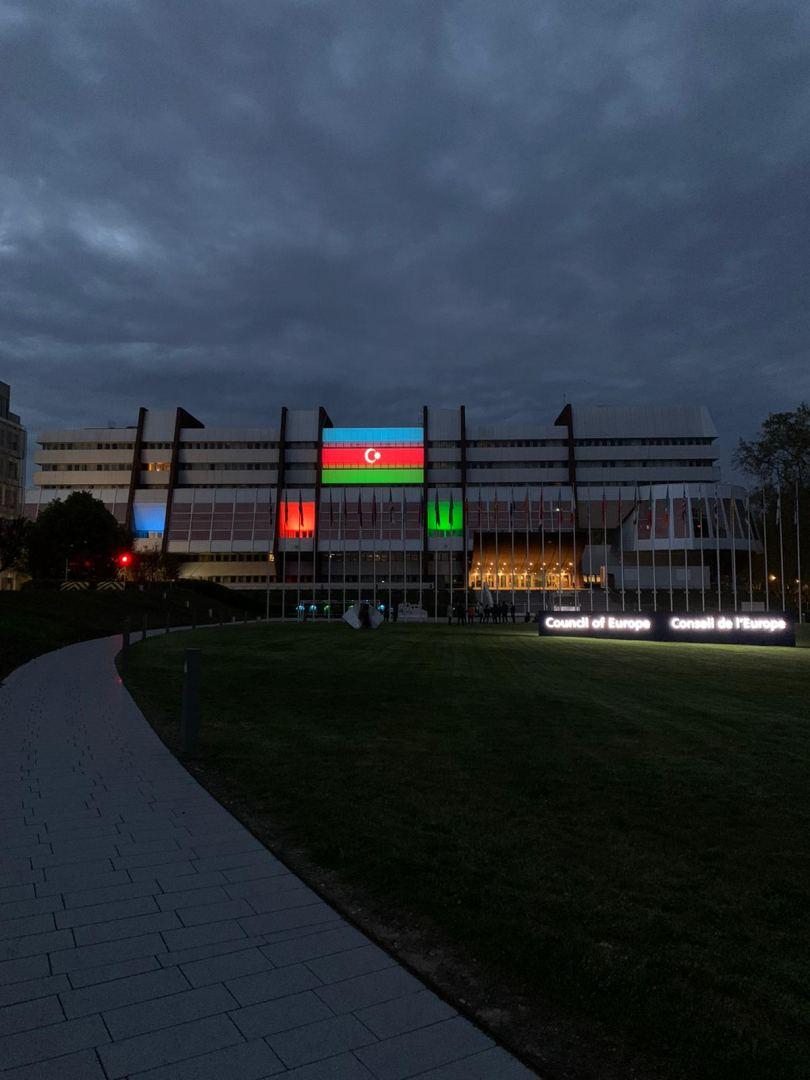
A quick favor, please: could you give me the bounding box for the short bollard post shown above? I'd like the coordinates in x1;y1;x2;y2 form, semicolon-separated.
180;649;201;756
191;608;197;630
141;613;148;642
232;615;236;623
243;609;248;624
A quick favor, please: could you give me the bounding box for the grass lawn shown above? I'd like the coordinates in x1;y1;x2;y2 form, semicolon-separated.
0;586;254;683
124;622;810;1080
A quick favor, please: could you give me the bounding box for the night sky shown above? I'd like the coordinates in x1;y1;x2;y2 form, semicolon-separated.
2;1;809;470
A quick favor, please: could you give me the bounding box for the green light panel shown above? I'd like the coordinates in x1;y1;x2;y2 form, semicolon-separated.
428;501;463;535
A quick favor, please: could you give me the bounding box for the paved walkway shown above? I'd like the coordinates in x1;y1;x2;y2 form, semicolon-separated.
0;636;535;1079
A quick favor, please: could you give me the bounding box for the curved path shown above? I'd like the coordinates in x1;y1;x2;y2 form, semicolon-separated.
0;636;535;1079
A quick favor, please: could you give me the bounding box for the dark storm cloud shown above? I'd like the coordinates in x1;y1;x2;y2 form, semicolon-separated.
1;0;809;463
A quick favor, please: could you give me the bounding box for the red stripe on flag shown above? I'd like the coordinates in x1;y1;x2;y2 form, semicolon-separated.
322;446;424;469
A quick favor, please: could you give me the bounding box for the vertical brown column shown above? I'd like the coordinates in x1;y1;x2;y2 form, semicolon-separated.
161;408;204;556
125;406;146;536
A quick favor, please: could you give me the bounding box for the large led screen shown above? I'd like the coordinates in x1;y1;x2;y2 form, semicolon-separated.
322;427;424;484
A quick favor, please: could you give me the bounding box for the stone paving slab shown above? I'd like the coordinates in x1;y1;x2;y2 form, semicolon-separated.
0;635;537;1078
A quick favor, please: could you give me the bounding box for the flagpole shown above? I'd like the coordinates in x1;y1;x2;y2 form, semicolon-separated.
777;481;786;611
557;490;563;609
699;485;707;613
527;490;533;617
342;490;347;616
401;489;407;609
434;490;440;621
714;485;722;613
478;489;484;596
297;489;302;619
388;488;393;619
540;488;546;610
494;492;500;607
465;492;470;619
510;488;516;611
650;486;657;613
619;488;626;611
418;493;423;615
587;492;593;611
666;486;674;612
327;490;332;619
371;491;376;611
729;492;738;611
634;483;642;612
357;492;362;608
281;495;288;621
683;485;690;612
746;492;753;609
570;487;577;609
795;478;803;623
602;487;609;612
451;490;457;617
762;485;769;612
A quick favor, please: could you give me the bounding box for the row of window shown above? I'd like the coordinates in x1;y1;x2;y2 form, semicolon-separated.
178;441;278;449
575;438;714;447
39;463;130;472
40;442;134;450
177;463;277;471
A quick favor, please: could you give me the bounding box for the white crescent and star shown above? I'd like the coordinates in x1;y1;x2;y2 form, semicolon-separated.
364;447;382;464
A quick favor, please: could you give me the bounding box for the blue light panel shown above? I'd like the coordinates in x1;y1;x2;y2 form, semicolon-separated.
133;503;167;534
322;427;423;444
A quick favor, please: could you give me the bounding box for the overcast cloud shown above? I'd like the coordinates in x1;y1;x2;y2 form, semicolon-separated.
2;0;809;467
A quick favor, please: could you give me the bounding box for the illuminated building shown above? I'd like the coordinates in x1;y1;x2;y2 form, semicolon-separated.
25;403;759;606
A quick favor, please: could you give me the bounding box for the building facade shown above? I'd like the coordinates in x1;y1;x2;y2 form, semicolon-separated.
0;382;26;521
25;402;760;610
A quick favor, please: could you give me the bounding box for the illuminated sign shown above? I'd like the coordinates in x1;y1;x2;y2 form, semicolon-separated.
539;612;795;646
322;427;423;485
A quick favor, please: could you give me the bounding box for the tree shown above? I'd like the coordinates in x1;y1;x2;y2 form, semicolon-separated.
27;492;128;580
0;517;30;573
735;403;810;484
735;405;809;610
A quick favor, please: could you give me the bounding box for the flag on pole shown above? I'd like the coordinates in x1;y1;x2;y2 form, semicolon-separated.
449;490;455;532
434;488;440;528
284;496;289;527
647;486;655;533
298;491;304;528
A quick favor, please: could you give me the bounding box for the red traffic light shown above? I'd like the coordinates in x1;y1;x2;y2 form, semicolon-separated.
117;552;132;567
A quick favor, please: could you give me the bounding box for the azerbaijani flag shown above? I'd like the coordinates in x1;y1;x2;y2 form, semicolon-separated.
322;427;424;485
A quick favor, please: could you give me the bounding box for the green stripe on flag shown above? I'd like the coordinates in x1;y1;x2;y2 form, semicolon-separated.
322;468;424;485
